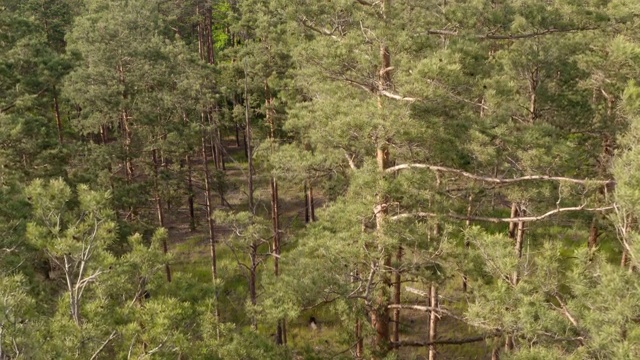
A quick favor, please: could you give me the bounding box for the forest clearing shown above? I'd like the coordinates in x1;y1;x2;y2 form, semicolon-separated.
2;0;640;359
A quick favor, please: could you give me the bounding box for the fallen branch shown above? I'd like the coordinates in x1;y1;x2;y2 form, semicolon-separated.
385;163;615;185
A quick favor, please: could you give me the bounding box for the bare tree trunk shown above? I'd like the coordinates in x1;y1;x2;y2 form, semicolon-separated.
153;149;171;282
428;284;438;360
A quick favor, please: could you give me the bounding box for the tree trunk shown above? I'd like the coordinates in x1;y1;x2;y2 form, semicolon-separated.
152;149;171;282
462;194;473;292
271;176;284;344
53;86;63;145
392;247;402;344
428;284;438;360
512;215;525;286
304;180;316;223
186;154;196;231
245;60;254;213
355;316;363;358
371;5;393;346
249;243;258;330
201;112;220;332
588;217;599;249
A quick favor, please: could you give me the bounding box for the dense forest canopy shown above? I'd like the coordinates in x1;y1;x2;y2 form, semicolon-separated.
2;0;640;358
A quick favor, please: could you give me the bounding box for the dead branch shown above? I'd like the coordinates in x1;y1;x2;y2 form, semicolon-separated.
90;331;118;360
390;205;615;223
385;163;614;185
425;27;600;40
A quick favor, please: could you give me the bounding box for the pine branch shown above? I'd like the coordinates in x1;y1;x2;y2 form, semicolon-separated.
390;205;615;223
385;163;615;185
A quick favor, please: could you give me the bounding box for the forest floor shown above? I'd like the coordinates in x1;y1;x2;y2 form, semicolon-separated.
158;138;491;359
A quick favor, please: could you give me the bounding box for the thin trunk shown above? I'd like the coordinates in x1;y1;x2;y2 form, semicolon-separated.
267;80;285;345
244;59;254;212
392;247;402;344
504;335;514;352
371;4;393;346
235;122;241;147
208;111;220;170
100;125;108;144
511;219;525;285
153;149;171;282
307;180;316;222
122;111;134;181
428;284;438;360
528;65;539;122
491;347;500;360
355;318;363;358
271;176;284;345
304;181;310;223
249;243;258;330
217;126;225;171
201;112;220;334
588;217;598;249
186;154;196;231
462;194;473;292
53;86;63;145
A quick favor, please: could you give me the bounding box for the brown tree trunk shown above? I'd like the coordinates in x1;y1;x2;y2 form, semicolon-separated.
186;154;196;231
